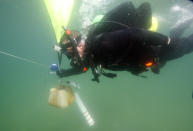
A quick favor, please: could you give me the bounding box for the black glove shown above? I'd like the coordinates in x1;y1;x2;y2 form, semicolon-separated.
92;73;100;83
56;70;64;78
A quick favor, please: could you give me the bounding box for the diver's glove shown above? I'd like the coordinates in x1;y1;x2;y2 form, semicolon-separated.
92;75;100;83
56;70;64;78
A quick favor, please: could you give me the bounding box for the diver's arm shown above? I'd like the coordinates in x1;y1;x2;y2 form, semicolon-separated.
56;67;83;78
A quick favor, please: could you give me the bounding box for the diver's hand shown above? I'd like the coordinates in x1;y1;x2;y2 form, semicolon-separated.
92;77;100;83
56;70;64;78
92;74;100;83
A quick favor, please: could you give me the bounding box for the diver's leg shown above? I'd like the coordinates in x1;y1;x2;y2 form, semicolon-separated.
184;33;193;53
162;35;193;61
161;17;193;61
170;17;193;39
136;2;152;29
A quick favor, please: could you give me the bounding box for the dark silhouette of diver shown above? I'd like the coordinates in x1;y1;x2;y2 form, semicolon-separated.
56;2;193;82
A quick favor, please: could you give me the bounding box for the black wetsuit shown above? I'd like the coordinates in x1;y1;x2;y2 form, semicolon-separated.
85;28;168;72
84;2;169;80
57;2;193;82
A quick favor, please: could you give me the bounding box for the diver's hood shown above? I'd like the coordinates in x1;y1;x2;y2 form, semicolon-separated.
59;29;85;68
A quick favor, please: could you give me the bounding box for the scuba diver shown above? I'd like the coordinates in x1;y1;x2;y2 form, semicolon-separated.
54;2;193;82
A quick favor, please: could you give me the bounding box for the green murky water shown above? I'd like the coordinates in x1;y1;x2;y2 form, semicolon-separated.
0;0;193;131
